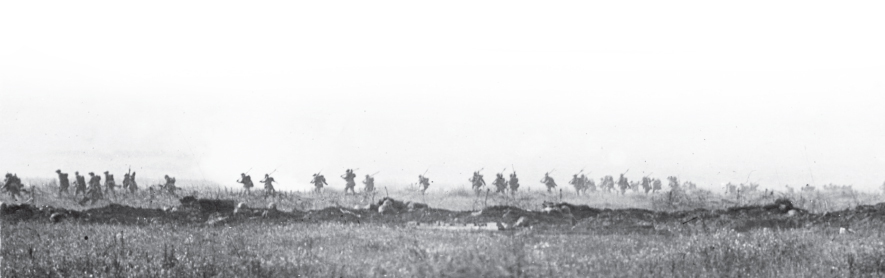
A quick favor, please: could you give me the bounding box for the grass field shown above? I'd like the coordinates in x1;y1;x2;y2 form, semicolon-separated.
3;180;885;277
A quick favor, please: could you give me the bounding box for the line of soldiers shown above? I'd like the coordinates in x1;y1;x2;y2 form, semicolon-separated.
565;172;663;195
471;170;522;195
236;173;276;196
52;169;140;198
306;169;386;195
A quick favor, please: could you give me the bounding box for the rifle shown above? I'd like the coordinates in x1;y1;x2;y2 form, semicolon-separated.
371;171;380;177
511;164;516;172
423;168;429;176
622;169;630;175
244;167;253;175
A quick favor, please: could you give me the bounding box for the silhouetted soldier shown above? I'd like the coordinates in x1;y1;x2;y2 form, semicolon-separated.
56;169;70;197
311;173;327;193
541;173;557;193
2;173;23;200
652;178;662;193
341;169;357;195
164;175;177;195
85;172;103;204
237;173;254;194
363;174;375;192
130;171;139;192
104;171;116;197
260;174;276;197
418;175;431;193
469;171;486;194
508;172;520;194
122;173;133;193
581;174;595;192
617;174;629;195
569;174;585;195
74;171;87;196
641;177;652;194
493;173;507;194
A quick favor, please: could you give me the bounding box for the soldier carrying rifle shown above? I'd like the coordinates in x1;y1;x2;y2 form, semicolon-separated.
541;172;557;193
237;173;254;194
260;173;276;197
469;171;486;194
311;173;327;193
341;169;357;195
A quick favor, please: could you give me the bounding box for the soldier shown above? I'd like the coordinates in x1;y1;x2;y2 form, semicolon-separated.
164;175;177;195
260;174;276;197
581;174;595;193
652;178;662;193
363;174;375;192
418;175;431;193
56;169;70;197
2;173;23;200
311;173;327;193
469;171;486;194
74;171;87;196
569;174;584;195
86;172;103;204
129;171;139;192
104;171;116;196
508;172;520;194
237;173;254;194
541;173;557;193
492;173;507;194
617;174;629;195
641;177;652;194
122;173;132;192
341;169;357;195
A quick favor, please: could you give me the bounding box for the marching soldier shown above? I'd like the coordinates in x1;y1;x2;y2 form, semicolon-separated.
418;175;431;193
2;173;23;200
508;172;520;194
129;171;139;192
104;171;116;196
652;178;662;193
469;171;486;194
311;173;327;193
641;177;652;194
569;174;584;195
74;171;87;196
341;169;357;195
363;174;375;192
122;173;132;193
237;173;254;194
617;174;629;195
260;174;276;197
541;172;557;193
56;169;70;197
493;173;507;194
581;174;595;192
85;172;103;204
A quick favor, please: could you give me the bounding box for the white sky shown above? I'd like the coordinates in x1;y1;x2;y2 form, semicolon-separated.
2;0;884;191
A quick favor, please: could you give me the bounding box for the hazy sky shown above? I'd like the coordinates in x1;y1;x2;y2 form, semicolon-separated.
2;1;884;191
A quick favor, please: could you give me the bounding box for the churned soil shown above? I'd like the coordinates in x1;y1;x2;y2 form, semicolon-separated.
1;197;879;233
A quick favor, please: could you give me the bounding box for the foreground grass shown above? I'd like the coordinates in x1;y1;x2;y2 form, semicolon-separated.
4;221;885;277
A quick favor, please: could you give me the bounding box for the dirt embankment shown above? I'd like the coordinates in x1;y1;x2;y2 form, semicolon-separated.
2;197;881;233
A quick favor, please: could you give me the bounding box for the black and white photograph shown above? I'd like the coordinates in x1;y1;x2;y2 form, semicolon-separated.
2;0;885;276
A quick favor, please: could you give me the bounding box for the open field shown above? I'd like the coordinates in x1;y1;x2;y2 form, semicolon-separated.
4;182;885;277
